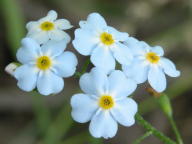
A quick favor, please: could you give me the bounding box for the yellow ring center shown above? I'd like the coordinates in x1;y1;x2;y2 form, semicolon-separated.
146;52;160;64
40;21;54;31
36;56;52;70
98;95;114;110
100;32;114;46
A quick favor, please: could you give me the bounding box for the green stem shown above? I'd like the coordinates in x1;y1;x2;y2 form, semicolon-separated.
133;131;152;144
135;113;177;144
75;58;90;77
168;116;184;144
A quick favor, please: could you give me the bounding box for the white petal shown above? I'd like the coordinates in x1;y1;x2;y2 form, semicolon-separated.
107;26;129;41
72;29;97;56
80;13;107;30
71;94;98;123
49;30;71;43
108;70;137;99
37;70;64;95
91;46;115;74
16;38;40;64
151;46;164;56
26;21;41;34
111;98;137;126
124;37;145;56
79;67;108;96
41;39;67;57
122;59;148;84
39;10;57;22
148;66;166;92
79;20;88;28
111;43;133;65
14;65;38;92
53;51;78;77
55;19;73;30
89;111;118;139
27;31;49;44
160;58;180;77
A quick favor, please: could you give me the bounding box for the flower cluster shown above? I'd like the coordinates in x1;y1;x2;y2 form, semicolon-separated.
5;11;180;139
71;13;180;138
12;10;77;95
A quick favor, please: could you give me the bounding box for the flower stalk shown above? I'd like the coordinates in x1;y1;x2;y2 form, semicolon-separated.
135;113;177;144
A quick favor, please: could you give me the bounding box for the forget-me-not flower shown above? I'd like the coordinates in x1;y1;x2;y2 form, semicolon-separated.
122;41;180;92
71;67;138;138
73;13;135;73
26;10;73;44
14;38;77;95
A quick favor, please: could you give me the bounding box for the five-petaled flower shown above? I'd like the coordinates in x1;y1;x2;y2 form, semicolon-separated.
26;10;73;44
73;12;134;73
71;68;138;138
122;41;180;92
14;38;77;95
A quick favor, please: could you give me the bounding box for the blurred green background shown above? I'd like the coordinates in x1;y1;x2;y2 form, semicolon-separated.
0;0;192;144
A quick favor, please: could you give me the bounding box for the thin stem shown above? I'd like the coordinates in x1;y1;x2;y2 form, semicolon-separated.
135;113;177;144
168;116;184;144
81;59;90;74
133;131;152;144
75;58;90;78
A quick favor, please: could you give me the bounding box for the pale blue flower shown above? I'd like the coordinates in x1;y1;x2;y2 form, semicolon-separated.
14;38;77;95
71;67;138;138
122;41;180;92
26;10;73;44
73;13;135;73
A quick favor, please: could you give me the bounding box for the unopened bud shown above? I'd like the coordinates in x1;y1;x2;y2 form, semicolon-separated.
5;63;19;76
156;94;173;117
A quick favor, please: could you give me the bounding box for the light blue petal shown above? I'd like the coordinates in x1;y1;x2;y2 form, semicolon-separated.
111;98;137;126
14;65;38;92
27;31;49;44
111;42;133;65
151;46;164;56
108;70;137;99
160;58;180;77
124;37;146;56
71;94;98;123
107;26;129;41
16;38;40;64
41;39;67;58
38;10;57;22
148;66;166;92
26;21;40;34
79;13;107;30
89;110;118;139
79;20;88;29
79;67;108;96
37;70;64;95
49;30;71;43
122;59;148;84
55;19;73;30
53;51;78;78
91;46;115;74
72;29;97;56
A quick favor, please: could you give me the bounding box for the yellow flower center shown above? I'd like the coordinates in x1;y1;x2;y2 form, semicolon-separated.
40;21;54;31
100;32;114;46
99;95;114;110
36;56;52;70
146;52;160;64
